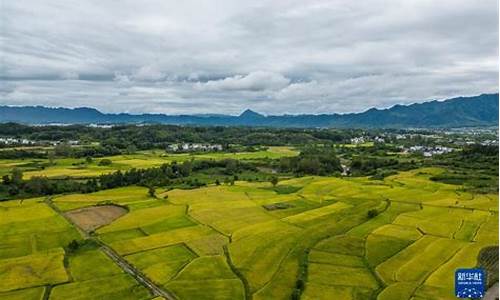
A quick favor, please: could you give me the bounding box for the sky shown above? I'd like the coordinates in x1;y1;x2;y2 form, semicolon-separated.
0;0;498;115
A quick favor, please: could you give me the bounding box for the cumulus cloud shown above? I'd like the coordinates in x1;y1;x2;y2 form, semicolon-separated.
0;0;497;114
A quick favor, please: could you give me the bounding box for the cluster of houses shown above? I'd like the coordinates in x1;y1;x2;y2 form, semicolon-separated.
0;137;80;146
167;143;223;152
0;137;34;145
405;145;454;157
350;136;385;144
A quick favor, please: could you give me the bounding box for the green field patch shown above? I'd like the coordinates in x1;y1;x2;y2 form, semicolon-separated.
97;204;189;234
0;215;70;237
0;235;33;260
298;177;369;202
0;198;80;259
263;198;322;219
395;238;464;283
0;198;54;225
252;250;300;300
454;220;481;241
314;234;365;256
261;185;302;195
141;215;196;235
125;244;196;287
0;248;68;292
98;228;147;244
110;225;213;255
0;286;46;300
371;224;422;240
165;255;245;300
376;236;436;284
283;201;352;224
367;233;415;267
424;242;488;290
308;249;365;267
35;229;80;252
376;282;419;300
54;186;154;211
347;202;419;238
172;255;235;281
185;233;229;256
412;284;454;300
166;279;245;300
168;185;276;235
302;283;375;300
229;220;301;292
69;249;123;281
474;213;499;242
307;263;379;289
49;273;151;300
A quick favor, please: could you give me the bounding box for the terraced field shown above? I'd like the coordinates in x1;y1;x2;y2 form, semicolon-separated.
0;167;497;299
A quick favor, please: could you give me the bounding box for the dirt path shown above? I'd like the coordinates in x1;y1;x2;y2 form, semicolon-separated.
484;282;499;300
44;197;176;300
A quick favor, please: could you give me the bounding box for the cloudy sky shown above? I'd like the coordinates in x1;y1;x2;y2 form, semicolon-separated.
0;0;498;115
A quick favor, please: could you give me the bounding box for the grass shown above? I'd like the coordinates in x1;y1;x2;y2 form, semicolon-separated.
49;273;151;300
109;225;214;255
125;244;196;288
0;198;80;260
97;204;191;234
165;256;245;300
53;186;155;211
308;263;379;288
283;201;352;224
0;286;46;300
68;249;123;281
0;248;68;292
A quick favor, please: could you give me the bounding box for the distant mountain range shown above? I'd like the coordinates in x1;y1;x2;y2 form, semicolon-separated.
0;94;498;128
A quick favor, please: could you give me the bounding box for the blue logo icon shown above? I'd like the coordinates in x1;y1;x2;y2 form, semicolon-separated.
455;268;485;298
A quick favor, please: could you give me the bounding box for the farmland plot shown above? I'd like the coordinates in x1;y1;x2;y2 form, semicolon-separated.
0;167;497;300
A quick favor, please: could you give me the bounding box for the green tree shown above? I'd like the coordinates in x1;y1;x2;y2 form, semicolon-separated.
48;151;55;165
98;159;112;166
148;186;156;198
367;209;378;219
270;176;279;187
2;174;10;185
11;168;23;187
54;143;72;157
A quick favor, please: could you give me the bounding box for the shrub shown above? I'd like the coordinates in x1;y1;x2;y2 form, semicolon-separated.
98;159;112;166
367;209;379;218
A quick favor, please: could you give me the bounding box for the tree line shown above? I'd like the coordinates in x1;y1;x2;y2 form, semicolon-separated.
1;158;257;198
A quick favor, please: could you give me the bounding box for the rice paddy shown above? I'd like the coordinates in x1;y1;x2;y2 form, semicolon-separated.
0;166;497;299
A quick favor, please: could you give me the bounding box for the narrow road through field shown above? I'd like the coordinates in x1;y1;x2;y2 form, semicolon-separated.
44;197;176;300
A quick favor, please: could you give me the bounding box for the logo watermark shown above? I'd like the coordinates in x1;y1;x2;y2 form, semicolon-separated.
455;268;485;298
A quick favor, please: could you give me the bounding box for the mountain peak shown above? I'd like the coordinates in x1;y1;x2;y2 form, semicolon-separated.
239;109;264;118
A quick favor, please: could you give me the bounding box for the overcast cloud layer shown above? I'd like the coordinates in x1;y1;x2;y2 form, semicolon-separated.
0;0;498;115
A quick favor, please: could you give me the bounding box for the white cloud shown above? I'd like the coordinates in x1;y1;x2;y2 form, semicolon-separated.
0;0;497;114
198;71;290;92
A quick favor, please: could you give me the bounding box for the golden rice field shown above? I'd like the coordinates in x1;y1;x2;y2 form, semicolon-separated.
0;167;497;299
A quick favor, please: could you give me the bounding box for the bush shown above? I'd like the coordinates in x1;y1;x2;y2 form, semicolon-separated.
98;159;112;166
67;239;79;253
291;289;301;300
367;209;379;218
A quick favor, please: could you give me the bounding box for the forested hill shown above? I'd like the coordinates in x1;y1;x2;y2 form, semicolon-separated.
0;93;497;128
